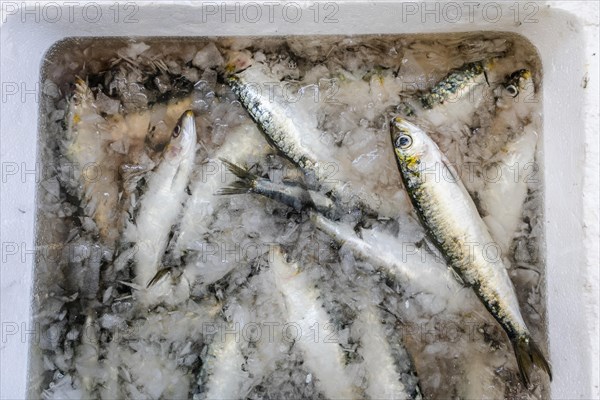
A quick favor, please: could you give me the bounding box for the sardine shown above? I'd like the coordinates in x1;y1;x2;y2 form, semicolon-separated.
397;59;495;133
479;126;539;256
67;79;120;246
390;117;551;386
470;68;538;256
477;68;538;256
127;110;196;305
226;68;321;177
468;68;535;160
270;247;360;400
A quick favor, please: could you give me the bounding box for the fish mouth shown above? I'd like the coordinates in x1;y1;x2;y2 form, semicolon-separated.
176;109;195;127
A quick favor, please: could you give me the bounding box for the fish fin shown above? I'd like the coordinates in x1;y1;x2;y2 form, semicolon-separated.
73;76;92;99
449;267;466;286
219;158;254;180
147;268;171;288
121;163;151;195
512;335;553;386
421;237;467;285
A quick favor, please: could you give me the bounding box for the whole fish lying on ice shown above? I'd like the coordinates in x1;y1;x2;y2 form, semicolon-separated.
390;117;551;386
124;110;197;307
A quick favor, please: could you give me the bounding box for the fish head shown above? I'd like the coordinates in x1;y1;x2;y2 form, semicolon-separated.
164;110;196;162
502;69;533;98
390;117;432;173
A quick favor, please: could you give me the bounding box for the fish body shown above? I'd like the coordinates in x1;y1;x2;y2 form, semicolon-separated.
475;68;535;157
227;71;320;176
419;60;491;110
478;69;538;255
397;59;494;131
390;117;551;386
480;125;538;256
201;319;253;400
355;304;422;400
67;79;120;246
129;110;196;303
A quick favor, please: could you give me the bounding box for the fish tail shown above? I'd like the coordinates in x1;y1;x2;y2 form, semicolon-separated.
69;76;94;107
216;181;254;195
219;158;254;180
216;158;256;195
512;335;552;386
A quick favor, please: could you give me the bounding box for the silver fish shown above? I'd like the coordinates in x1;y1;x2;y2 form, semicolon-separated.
128;110;196;301
390;117;551;386
66;79;194;247
226;69;321;179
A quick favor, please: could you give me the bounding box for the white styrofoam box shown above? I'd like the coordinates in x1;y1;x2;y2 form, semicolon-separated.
1;1;598;399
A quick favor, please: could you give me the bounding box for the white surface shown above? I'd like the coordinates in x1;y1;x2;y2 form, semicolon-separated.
1;1;598;399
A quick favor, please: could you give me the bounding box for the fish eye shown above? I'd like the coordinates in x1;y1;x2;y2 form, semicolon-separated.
396;134;413;149
172;124;181;138
505;84;518;98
